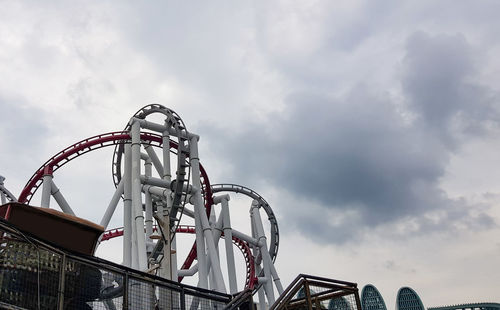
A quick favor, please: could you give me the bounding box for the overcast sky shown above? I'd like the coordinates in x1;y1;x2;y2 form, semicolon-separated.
1;1;499;307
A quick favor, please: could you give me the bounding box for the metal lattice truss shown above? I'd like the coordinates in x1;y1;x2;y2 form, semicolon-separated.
16;104;283;307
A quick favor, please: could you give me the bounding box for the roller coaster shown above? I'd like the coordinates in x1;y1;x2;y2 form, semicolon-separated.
0;105;361;310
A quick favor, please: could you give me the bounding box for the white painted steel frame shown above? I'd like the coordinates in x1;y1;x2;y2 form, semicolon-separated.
24;104;283;305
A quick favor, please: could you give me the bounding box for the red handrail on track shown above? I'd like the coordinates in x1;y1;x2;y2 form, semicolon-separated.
19;132;163;203
18;130;256;288
101;225;257;289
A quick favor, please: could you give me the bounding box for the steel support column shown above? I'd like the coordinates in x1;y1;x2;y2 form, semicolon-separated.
130;120;148;270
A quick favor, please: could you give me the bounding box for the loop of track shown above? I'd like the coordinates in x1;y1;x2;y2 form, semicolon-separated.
17;105;272;292
112;104;191;229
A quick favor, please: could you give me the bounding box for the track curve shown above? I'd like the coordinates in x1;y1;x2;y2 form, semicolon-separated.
211;184;279;262
112;104;191;228
101;225;257;289
18;131;163;204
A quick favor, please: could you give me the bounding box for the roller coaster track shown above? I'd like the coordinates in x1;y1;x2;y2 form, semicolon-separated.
101;225;257;289
18;131;163;204
211;183;279;262
16;104;275;293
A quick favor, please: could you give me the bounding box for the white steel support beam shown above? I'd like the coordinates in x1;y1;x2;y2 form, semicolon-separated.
190;134;208;288
0;176;4;205
145;190;153;242
181;206;195;219
0;176;16;204
250;205;269;308
41;174;53;208
206;209;224;291
141;175;170;188
231;229;259;246
256;264;267;310
194;200;208;288
123;144;133;268
159;213;172;280
252;200;284;301
130;120;148;270
100;179;124;229
159;126;173;281
144;157;153;245
133;117;190;139
251;202;274;304
144;145;164;177
0;183;16;203
220;195;238;294
50;179;75;216
190;134;228;292
196;192;226;293
162;128;175;280
171;237;178;282
0;177;5;204
143;185;169;198
194;213;224;290
177;263;198;277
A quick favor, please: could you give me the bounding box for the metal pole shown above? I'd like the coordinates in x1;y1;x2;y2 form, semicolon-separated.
177;263;199;277
100;179;124;229
0;176;4;205
189;134;208;288
197;192;226;293
123;144;132;267
0;176;17;203
208;206;218;291
162;128;175;281
144;145;164;176
190;135;226;292
251;200;276;303
251;204;270;309
256;264;267;310
1;191;6;205
41;173;53;208
57;254;66;310
144;158;153;244
194;200;208;288
131;120;148;270
145;191;153;242
50;179;76;215
221;196;238;294
171;235;179;282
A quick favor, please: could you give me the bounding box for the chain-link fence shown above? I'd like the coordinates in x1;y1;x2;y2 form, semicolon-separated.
0;219;232;310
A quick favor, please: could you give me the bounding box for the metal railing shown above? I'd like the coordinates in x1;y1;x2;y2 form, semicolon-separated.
270;274;361;310
0;218;232;310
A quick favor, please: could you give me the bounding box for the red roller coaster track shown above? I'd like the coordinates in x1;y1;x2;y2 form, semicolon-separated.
18;131;257;289
101;225;256;289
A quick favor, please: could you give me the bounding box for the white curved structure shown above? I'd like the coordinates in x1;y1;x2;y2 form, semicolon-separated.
18;104;283;307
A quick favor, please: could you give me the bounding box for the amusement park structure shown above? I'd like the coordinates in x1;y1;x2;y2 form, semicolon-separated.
0;104;362;310
0;175;16;204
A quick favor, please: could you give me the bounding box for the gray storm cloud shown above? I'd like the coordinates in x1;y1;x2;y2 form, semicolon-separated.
202;32;499;244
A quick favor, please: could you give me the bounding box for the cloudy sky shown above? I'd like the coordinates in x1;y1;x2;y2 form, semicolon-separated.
1;0;500;307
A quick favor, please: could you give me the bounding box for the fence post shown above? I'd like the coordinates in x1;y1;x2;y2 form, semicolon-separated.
57;254;66;310
180;287;186;310
123;273;129;310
